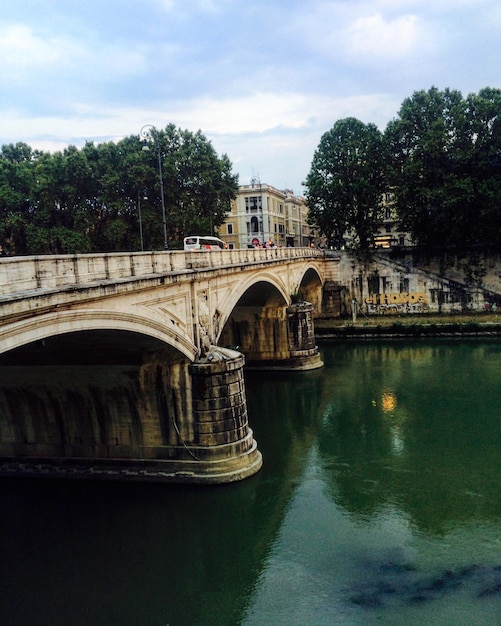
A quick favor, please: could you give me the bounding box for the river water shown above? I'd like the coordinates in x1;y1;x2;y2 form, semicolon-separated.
1;340;501;625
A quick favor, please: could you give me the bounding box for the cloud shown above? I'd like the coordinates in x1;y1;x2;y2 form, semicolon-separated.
0;22;153;86
287;1;441;76
0;24;75;77
153;0;232;16
344;13;420;61
143;91;398;137
0;0;499;194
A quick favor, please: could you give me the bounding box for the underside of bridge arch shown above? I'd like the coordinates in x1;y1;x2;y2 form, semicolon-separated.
0;329;262;483
297;267;323;315
0;330;191;467
218;281;289;365
218;278;323;370
0;329;187;367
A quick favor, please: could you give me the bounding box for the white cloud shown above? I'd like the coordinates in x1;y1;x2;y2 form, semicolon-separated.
153;0;230;15
0;24;76;76
287;1;442;72
153;0;176;11
344;13;419;60
0;22;155;88
138;91;399;137
0;0;499;193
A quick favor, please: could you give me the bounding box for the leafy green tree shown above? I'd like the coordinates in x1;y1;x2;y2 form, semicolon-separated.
29;149;91;254
138;125;238;248
0;142;38;254
0;124;238;254
385;86;501;250
304;118;386;250
465;87;501;247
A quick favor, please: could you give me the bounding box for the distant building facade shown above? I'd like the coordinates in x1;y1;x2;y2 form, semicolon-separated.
342;191;414;249
374;192;414;249
217;179;316;249
218;183;412;250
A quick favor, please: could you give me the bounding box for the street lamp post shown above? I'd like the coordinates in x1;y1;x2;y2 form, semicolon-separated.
137;190;147;251
140;125;168;250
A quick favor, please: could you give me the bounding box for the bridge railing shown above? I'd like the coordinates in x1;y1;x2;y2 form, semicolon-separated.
0;248;324;297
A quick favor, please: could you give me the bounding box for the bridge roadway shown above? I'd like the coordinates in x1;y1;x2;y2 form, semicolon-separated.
0;248;338;484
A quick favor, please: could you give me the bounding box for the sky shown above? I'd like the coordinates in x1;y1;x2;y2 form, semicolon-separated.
1;0;500;195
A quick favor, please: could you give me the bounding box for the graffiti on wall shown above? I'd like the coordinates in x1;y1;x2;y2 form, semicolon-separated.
365;292;428;314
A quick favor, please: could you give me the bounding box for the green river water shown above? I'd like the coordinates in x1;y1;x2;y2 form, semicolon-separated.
1;340;501;625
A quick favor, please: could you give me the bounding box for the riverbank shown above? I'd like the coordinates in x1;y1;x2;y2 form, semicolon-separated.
315;311;501;339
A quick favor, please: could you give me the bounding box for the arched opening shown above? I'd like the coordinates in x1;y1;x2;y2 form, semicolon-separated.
296;267;323;315
219;281;289;364
0;330;191;461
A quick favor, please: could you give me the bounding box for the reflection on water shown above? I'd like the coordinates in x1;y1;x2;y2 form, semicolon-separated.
1;340;501;625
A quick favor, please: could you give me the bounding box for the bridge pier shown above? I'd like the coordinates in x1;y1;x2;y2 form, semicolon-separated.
188;347;262;481
285;302;323;370
0;346;262;484
220;301;323;370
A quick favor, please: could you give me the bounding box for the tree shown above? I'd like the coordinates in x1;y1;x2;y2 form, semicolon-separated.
138;125;238;248
465;87;501;247
0;143;40;255
304;118;385;250
0;124;239;254
384;86;501;250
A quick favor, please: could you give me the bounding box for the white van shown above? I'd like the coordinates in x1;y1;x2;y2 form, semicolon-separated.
184;236;226;251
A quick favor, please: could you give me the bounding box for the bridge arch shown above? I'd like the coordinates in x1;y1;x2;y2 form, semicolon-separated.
217;275;289;365
296;264;324;312
0;309;198;362
215;270;289;337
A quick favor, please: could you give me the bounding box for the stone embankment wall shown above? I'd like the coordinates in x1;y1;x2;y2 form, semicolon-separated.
323;250;501;317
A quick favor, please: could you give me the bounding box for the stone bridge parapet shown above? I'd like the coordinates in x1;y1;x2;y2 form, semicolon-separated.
0;247;323;296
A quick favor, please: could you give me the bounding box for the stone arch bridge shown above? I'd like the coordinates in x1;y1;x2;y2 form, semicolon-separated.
0;248;339;484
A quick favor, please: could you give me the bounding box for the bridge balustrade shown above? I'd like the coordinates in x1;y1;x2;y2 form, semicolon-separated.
0;248;323;297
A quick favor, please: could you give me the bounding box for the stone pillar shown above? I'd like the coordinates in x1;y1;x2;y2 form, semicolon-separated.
0;348;262;485
285;302;323;370
188;346;262;482
321;280;344;317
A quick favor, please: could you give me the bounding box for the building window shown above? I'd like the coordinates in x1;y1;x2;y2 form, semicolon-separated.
251;216;259;233
385;207;392;220
385;224;392;233
227;223;233;235
245;196;262;212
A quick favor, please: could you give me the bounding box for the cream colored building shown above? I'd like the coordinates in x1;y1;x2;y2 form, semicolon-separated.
217;180;315;249
342;191;414;249
374;192;414;248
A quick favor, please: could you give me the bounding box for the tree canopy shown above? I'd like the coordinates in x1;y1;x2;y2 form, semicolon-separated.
0;125;238;255
304;117;385;250
304;87;501;253
385;86;501;250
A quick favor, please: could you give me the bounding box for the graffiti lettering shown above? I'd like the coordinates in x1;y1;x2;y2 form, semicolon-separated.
365;292;428;314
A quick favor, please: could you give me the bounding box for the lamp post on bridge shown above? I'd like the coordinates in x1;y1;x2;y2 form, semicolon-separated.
140;125;168;250
137;190;148;252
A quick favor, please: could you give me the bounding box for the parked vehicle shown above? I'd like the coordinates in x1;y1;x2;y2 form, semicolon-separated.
183;236;226;251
